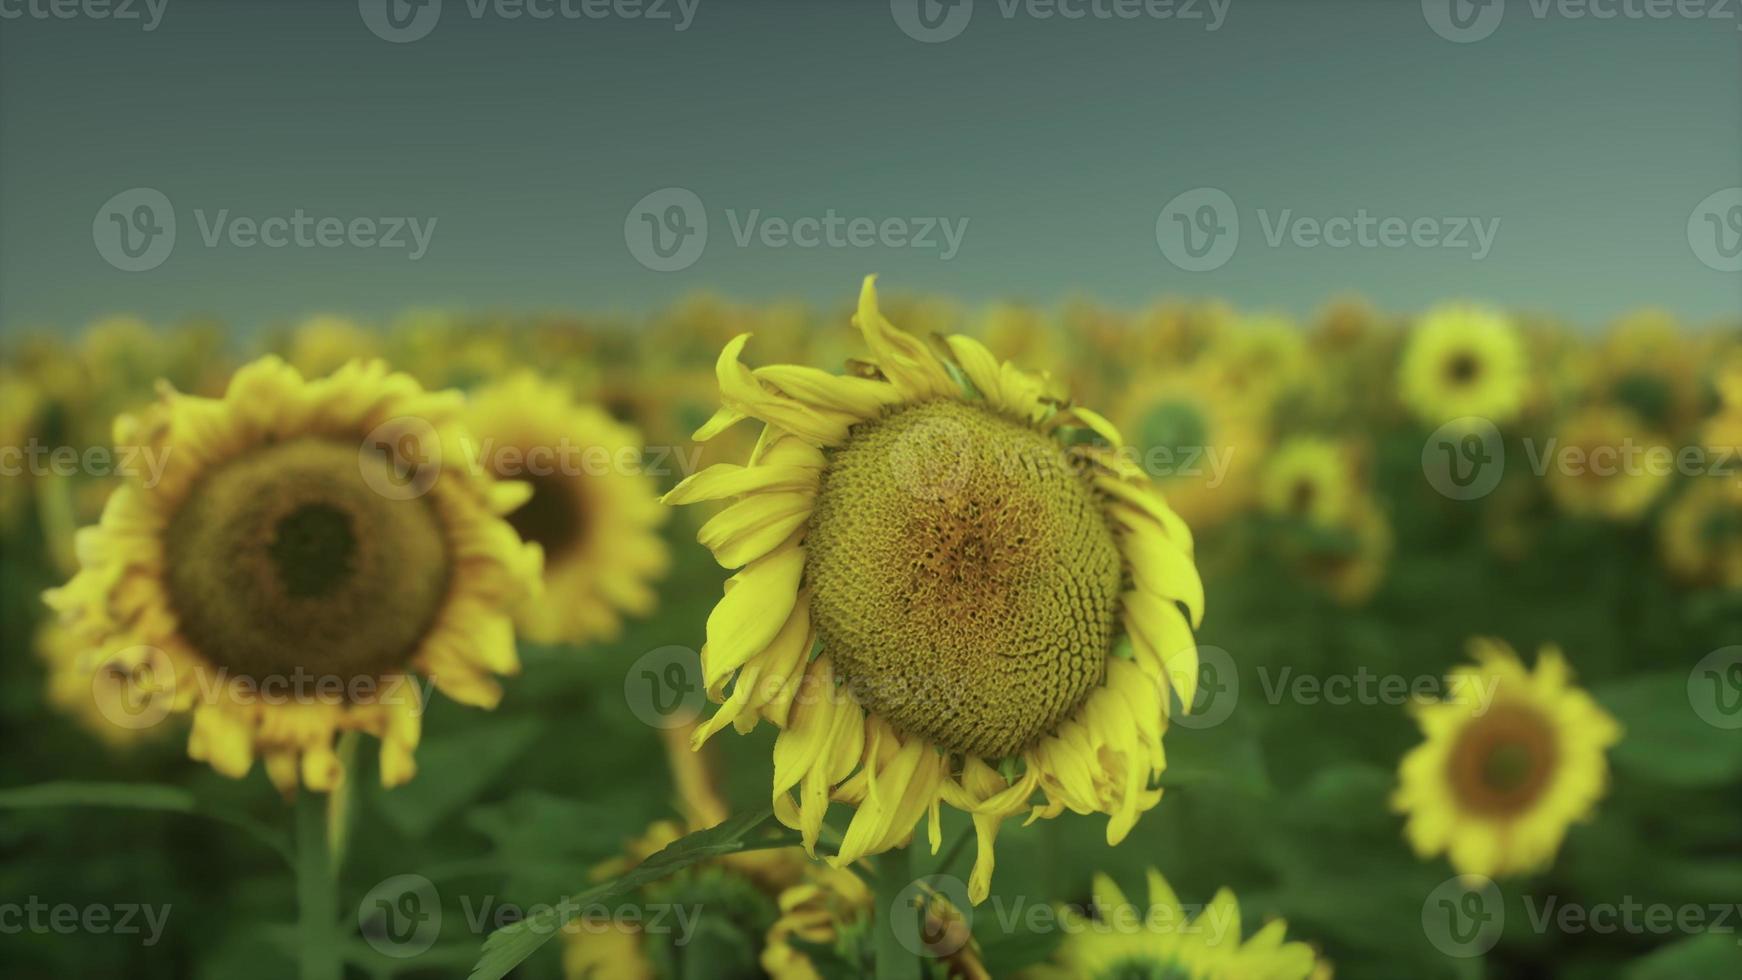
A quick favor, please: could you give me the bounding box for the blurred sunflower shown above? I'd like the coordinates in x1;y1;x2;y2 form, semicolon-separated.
1033;868;1323;980
1114;369;1264;531
1658;480;1742;590
1398;304;1528;428
665;276;1203;903
1595;310;1700;436
1393;639;1621;878
43;357;541;793
1259;437;1358;528
1544;405;1673;521
468;373;668;644
0;370;43;528
1203;314;1309;411
35;620;163;749
1300;497;1392;607
280;314;382;379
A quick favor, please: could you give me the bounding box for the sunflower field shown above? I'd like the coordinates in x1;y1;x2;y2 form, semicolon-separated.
2;286;1740;980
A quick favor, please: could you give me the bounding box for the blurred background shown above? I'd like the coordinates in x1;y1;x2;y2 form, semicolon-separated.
2;1;1740;978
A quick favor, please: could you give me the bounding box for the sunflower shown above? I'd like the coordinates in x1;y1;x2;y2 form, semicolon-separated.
1398;304;1529;428
1203;314;1309;412
1595;310;1700;436
280;314;382;379
665;276;1203;904
1259;437;1358;529
1113;369;1265;532
0;370;43;529
35;620;164;748
1035;868;1322;980
1544;405;1673;521
1393;639;1621;878
42;357;542;793
1659;480;1742;590
467;373;668;644
1298;497;1392;607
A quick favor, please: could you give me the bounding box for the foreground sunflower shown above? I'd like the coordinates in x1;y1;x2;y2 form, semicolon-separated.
43;357;541;793
1032;868;1323;980
468;373;668;643
1393;639;1621;878
665;276;1203;903
1398;304;1529;428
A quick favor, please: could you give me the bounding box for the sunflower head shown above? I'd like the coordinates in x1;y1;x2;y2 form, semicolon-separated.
43;357;542;794
665;276;1204;903
1659;480;1742;590
1114;370;1264;532
1399;305;1529;428
1259;437;1358;529
1045;868;1323;980
1544;405;1673;521
1393;639;1621;878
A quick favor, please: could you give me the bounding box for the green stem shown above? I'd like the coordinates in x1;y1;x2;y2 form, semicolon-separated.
295;792;342;980
873;848;922;980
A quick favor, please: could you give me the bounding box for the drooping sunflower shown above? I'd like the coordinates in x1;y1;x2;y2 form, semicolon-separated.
1658;480;1742;590
665;276;1203;904
1113;369;1265;532
1033;868;1323;980
1544;405;1673;521
1398;304;1529;428
1258;437;1358;529
43;357;542;793
1393;639;1621;878
467;373;668;644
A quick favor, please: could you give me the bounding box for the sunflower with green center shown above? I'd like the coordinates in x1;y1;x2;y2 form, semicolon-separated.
664;276;1203;904
1113;369;1264;532
43;357;542;793
1259;437;1358;529
467;373;668;643
1398;304;1529;428
1033;868;1323;980
1595;310;1700;435
1393;639;1621;878
1544;405;1673;521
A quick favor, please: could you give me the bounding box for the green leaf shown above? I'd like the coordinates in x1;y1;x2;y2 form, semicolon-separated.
467;806;801;980
1597;672;1742;787
1623;931;1742;980
0;781;290;863
373;715;542;839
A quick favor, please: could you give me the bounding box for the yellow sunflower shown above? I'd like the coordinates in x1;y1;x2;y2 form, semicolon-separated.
1595;310;1700;436
1113;369;1265;532
1543;405;1673;521
35;620;165;748
1259;437;1358;528
1203;314;1309;412
1393;639;1621;878
1398;304;1529;428
43;357;542;793
665;276;1203;904
1299;497;1392;607
1659;480;1742;590
467;373;668;644
280;314;382;379
1034;868;1322;980
0;370;43;529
